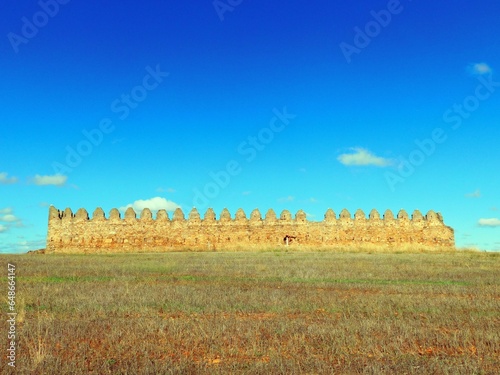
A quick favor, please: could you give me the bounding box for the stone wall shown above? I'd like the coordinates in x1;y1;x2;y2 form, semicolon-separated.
46;206;455;253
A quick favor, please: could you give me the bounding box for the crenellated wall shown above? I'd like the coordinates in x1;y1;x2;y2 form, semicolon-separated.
46;206;455;253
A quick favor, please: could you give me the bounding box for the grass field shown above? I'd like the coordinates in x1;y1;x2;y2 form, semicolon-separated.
1;250;499;374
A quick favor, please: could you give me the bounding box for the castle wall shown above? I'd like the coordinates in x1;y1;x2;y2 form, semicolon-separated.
46;206;455;253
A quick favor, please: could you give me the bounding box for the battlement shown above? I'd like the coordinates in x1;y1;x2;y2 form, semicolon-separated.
46;206;455;253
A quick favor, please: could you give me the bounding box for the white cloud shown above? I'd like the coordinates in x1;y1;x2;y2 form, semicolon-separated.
1;214;19;223
478;218;500;227
338;148;393;167
0;208;22;227
468;62;493;76
119;197;181;212
242;191;252;196
465;189;481;198
278;196;295;203
33;174;67;187
0;172;18;184
0;225;7;233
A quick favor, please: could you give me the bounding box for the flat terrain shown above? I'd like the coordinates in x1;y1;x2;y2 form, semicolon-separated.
1;250;499;374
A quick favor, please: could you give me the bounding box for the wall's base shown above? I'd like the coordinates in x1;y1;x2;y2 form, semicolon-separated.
46;243;457;254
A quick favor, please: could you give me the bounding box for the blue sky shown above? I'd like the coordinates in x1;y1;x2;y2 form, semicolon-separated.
1;0;499;253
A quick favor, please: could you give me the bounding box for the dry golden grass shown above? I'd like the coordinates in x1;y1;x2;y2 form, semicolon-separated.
1;249;499;374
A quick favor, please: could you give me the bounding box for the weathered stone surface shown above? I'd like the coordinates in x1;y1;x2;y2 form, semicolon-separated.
235;208;247;222
62;208;73;221
46;205;456;253
354;209;366;220
324;209;336;223
156;209;169;221
384;209;394;220
397;209;409;220
49;206;60;220
92;208;105;221
280;210;292;221
250;209;263;227
265;209;277;223
204;208;216;222
173;208;185;221
426;210;440;225
187;208;201;227
250;209;262;221
141;208;153;221
338;209;352;229
412;210;424;222
125;208;136;220
340;209;351;220
369;209;380;220
75;208;89;221
220;208;232;222
109;208;121;221
295;210;307;223
189;208;201;221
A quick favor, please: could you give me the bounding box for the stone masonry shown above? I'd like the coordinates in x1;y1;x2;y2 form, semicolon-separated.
46;206;455;253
